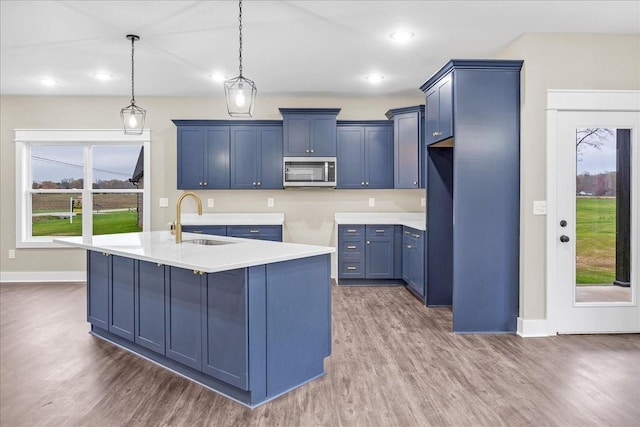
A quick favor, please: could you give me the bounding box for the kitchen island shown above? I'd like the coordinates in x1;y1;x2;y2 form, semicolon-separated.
55;231;334;408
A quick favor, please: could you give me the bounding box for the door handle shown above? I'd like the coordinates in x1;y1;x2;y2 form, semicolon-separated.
560;235;570;243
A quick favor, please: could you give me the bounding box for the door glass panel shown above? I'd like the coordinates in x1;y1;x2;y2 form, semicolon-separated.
575;128;632;303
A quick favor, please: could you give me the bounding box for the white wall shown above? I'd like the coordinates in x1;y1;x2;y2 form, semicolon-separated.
0;94;424;277
493;33;640;319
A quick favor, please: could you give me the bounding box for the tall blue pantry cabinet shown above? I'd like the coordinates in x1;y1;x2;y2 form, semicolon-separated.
420;60;523;333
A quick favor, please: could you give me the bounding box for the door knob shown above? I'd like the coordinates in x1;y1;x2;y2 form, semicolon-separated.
560;235;570;243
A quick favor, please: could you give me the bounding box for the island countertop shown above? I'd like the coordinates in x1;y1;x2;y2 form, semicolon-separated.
55;231;335;273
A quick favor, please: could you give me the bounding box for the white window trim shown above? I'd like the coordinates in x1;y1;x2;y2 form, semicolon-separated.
14;129;151;248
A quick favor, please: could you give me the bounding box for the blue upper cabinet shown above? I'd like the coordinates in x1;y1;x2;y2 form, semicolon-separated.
386;106;425;189
176;126;230;189
280;108;341;157
424;73;453;145
337;121;393;189
230;125;283;189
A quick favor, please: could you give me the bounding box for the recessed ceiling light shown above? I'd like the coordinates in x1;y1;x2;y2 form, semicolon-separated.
390;31;414;43
366;74;384;84
94;73;114;81
209;73;226;83
37;78;57;86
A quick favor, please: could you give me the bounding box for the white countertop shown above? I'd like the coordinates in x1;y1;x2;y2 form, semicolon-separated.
54;231;334;273
181;213;284;226
334;212;426;231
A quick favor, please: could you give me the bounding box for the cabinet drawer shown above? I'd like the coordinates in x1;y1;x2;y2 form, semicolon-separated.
182;225;227;236
366;225;394;238
338;225;364;238
227;225;282;241
339;240;365;257
338;260;365;279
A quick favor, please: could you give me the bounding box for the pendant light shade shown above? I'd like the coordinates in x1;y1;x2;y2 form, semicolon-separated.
121;34;146;135
224;0;257;117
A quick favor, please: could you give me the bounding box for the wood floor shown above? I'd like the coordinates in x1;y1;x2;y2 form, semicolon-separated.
1;281;639;426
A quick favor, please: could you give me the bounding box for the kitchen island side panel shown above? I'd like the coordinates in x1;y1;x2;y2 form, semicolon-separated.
265;254;331;397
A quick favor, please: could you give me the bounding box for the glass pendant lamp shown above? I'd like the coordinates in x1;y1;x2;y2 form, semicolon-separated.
120;34;146;135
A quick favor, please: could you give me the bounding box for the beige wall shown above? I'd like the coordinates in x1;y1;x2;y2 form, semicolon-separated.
493;33;640;319
0;94;424;275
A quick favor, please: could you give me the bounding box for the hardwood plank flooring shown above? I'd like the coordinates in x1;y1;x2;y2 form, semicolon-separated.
1;281;639;426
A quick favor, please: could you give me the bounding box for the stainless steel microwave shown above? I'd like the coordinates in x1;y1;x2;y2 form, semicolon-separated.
283;157;337;187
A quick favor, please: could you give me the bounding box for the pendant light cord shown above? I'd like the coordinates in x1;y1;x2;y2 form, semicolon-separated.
130;36;136;104
238;0;243;77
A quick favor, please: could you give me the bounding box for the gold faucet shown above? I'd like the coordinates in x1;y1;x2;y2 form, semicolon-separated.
175;191;202;243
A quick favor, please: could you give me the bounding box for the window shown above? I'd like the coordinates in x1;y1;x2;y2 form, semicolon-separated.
15;130;150;248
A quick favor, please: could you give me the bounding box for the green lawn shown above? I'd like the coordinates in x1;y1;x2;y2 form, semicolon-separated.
32;211;142;236
576;197;616;285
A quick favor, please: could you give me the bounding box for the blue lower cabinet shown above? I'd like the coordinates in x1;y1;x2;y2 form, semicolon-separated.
87;251;110;330
202;269;248;390
166;267;203;371
365;227;395;279
181;225;282;242
181;225;227;236
109;255;135;342
338;224;401;281
135;260;166;355
402;227;425;299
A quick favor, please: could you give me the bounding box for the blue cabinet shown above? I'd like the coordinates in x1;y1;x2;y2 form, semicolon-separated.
202;269;248;390
166;267;203;370
280;108;341;157
386;106;425;189
177;126;230;189
424;73;453;145
182;225;282;242
87;251;109;330
338;224;401;281
109;255;135;341
135;260;166;355
336;122;394;189
402;227;425;299
230;126;283;189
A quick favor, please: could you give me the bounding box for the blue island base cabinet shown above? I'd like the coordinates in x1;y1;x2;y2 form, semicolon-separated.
86;251;331;408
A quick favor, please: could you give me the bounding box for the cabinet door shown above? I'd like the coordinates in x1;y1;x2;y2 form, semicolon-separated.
395;113;420;188
204;127;230;189
437;76;453;141
311;116;337;156
337;127;365;189
402;232;412;283
109;255;135;341
228;225;282;241
425;87;439;145
230;126;258;189
135;260;166;355
364;126;394;189
202;269;248;390
257;126;283;189
166;267;202;370
283;116;311;156
87;251;109;330
365;226;395;278
177;127;205;189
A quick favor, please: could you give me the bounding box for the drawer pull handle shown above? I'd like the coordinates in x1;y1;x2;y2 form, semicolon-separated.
249;230;260;233
347;245;357;249
412;234;421;238
346;266;357;270
375;229;385;233
406;245;412;249
157;263;163;267
404;231;411;235
347;229;357;233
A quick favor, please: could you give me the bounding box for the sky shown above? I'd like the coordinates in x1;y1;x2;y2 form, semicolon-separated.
31;145;142;183
576;129;618;175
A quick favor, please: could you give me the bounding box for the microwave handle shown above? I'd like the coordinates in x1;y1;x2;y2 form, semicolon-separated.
325;162;329;182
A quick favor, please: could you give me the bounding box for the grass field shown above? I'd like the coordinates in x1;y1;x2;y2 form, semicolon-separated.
576;197;616;285
32;211;141;236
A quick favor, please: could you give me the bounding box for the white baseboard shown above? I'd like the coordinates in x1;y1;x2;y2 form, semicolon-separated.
517;317;551;337
0;271;85;283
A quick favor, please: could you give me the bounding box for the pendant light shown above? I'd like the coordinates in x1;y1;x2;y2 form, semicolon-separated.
120;34;146;135
224;0;257;117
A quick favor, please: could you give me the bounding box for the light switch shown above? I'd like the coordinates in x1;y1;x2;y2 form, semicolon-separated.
267;198;274;207
207;198;214;208
8;250;15;259
533;200;547;215
159;198;169;207
368;197;375;207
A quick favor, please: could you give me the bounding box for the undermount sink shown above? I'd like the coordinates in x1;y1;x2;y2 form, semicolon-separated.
183;239;235;246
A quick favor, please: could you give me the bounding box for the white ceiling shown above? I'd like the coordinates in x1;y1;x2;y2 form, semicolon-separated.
1;1;638;97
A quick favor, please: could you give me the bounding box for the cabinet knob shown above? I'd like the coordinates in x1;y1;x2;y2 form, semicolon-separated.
252;182;256;186
432;131;441;137
257;181;261;186
361;182;365;186
203;182;207;186
310;149;315;153
199;182;203;186
406;245;412;249
366;241;370;245
365;182;369;186
156;263;163;267
413;181;417;186
306;149;310;153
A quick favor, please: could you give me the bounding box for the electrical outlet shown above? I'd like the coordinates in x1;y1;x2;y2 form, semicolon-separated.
159;198;169;207
533;200;547;215
8;249;15;259
368;197;375;207
267;198;274;208
421;197;426;207
207;198;214;208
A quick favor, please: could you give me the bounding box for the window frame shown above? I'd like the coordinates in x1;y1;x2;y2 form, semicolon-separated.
14;129;151;248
